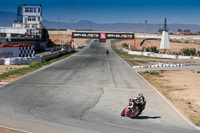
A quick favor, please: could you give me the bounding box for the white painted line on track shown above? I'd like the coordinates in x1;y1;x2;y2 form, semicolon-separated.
0;125;33;133
111;41;200;131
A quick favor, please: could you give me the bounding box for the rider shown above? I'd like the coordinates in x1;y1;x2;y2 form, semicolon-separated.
121;93;145;116
106;50;109;55
132;93;146;107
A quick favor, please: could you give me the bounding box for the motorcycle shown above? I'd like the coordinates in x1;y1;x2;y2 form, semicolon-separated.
121;98;146;119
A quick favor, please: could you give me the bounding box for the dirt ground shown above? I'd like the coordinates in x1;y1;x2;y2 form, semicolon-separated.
0;127;23;133
49;34;88;47
0;65;29;85
140;71;200;126
116;39;200;54
0;65;29;75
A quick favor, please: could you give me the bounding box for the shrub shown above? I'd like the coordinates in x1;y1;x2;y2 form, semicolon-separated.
150;46;159;53
143;71;149;74
29;61;42;68
190;48;196;55
150;71;160;76
181;48;196;56
173;52;181;55
142;46;158;53
122;42;128;48
197;51;200;56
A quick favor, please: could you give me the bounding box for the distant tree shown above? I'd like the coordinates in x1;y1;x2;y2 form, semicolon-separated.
196;31;200;35
177;28;182;32
184;29;190;33
181;48;196;56
41;28;49;41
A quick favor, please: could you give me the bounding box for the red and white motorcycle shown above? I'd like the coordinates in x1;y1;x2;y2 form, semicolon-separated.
121;98;146;119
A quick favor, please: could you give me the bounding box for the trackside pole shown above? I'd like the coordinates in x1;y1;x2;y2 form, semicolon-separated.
134;34;136;51
71;34;73;48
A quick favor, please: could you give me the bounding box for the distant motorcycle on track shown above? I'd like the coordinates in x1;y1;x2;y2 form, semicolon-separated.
106;50;109;56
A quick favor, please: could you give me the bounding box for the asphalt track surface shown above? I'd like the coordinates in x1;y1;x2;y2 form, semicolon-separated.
0;40;199;133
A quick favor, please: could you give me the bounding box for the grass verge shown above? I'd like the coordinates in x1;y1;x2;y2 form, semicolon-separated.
86;39;92;48
111;41;173;66
0;51;77;82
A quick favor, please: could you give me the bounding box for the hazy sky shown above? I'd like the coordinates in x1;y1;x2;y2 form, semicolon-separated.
0;0;200;25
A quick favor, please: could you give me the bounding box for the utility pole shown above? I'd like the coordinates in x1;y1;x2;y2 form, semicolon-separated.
144;20;148;51
58;17;60;35
144;20;148;41
153;22;156;34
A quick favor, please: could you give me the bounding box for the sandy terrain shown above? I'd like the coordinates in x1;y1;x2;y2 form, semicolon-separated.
0;127;23;133
140;71;200;126
0;65;28;75
49;34;88;47
116;39;200;54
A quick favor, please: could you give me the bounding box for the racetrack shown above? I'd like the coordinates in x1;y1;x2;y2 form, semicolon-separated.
0;40;199;133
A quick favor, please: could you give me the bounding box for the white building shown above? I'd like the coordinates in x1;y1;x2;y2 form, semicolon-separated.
13;4;43;29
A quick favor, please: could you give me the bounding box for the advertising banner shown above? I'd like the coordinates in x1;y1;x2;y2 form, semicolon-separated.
106;33;134;39
72;32;134;39
72;32;100;39
0;47;20;58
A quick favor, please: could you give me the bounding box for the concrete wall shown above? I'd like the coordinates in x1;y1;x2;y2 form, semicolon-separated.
0;47;20;58
0;27;27;34
135;33;200;40
3;57;42;65
42;48;75;61
123;48;200;59
0;48;75;65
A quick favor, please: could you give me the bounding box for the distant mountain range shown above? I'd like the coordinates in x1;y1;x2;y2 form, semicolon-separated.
1;11;200;33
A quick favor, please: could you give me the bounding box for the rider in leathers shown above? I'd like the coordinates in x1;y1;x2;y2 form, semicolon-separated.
121;93;146;116
132;93;146;107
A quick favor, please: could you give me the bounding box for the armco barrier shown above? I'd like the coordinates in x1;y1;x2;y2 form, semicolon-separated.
133;63;183;69
122;48;129;53
42;48;74;61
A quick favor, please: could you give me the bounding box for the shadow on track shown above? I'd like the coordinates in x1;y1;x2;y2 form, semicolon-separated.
136;116;161;119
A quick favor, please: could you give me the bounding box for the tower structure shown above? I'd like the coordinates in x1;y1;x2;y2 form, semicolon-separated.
13;4;43;29
160;18;170;50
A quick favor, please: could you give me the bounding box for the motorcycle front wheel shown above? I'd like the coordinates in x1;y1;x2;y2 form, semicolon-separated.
130;107;141;119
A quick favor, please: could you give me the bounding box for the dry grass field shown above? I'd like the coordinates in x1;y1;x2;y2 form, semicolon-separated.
116;39;200;54
140;71;200;126
49;34;88;47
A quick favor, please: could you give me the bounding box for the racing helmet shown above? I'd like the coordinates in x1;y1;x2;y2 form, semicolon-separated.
137;93;143;98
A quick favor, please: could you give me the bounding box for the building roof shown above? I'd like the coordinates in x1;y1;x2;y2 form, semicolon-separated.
22;4;42;7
